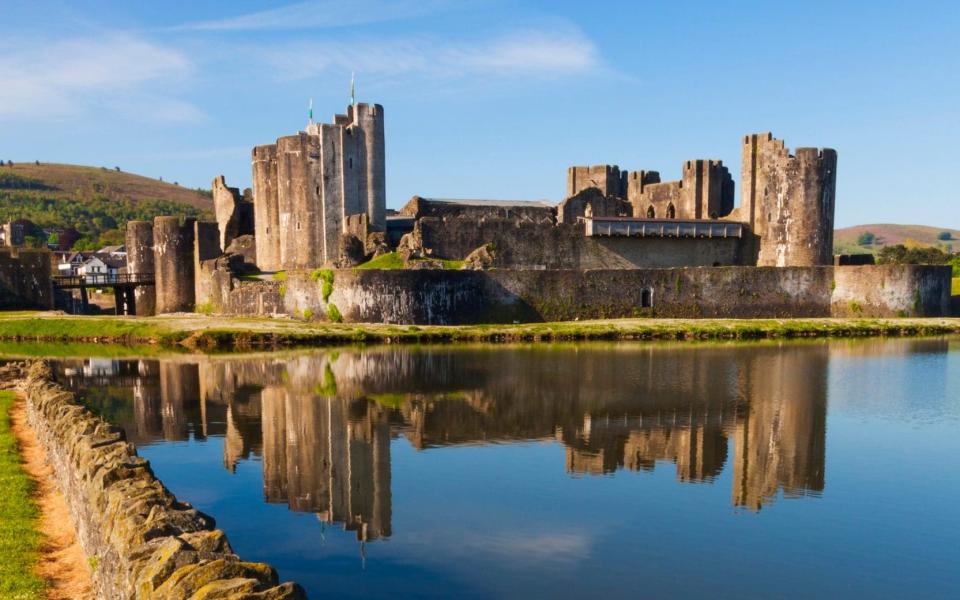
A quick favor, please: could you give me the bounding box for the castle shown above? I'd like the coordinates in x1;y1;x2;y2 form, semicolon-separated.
107;98;952;323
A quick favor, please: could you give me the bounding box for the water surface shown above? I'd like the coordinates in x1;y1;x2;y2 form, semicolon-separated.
39;339;960;599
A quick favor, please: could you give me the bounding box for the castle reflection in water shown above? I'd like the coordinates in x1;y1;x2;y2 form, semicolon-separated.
56;341;865;543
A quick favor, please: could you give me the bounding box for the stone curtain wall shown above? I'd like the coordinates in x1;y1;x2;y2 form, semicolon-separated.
20;362;306;599
414;219;750;269
831;264;952;317
281;265;952;325
0;247;53;309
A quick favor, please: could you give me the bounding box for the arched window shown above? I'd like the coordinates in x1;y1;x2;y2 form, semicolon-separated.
666;204;676;219
646;206;655;219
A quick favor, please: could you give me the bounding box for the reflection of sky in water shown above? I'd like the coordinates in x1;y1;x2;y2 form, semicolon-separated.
51;338;960;599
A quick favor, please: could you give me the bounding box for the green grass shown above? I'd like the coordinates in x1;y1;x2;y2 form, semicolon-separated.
0;391;45;599
439;259;465;270
0;313;958;353
952;277;959;296
0;316;164;342
356;252;464;270
356;252;405;270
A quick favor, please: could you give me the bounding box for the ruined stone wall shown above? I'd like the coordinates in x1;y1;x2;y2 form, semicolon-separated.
153;216;195;313
124;221;156;316
556;188;632;224
193;221;221;310
624;160;734;220
831;264;952;317
400;196;556;223
0;247;52;309
631;180;682;219
252;144;281;271
198;256;284;316
211;175;253;251
282;265;952;324
737;133;836;267
19;362;305;599
566;165;626;198
414;218;748;269
680;159;734;219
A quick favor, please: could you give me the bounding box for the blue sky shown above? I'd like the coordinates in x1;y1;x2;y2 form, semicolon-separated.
1;0;958;228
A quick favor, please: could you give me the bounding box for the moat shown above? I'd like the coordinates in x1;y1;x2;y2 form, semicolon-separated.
16;339;960;599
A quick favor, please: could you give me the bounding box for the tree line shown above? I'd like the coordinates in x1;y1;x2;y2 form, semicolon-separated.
0;190;208;250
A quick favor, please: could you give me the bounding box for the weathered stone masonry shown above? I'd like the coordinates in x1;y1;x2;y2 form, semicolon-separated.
0;247;53;309
252;102;386;270
18;361;306;599
277;265;951;325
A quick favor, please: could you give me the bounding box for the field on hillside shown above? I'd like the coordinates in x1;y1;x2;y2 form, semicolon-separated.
0;163;213;249
834;223;960;255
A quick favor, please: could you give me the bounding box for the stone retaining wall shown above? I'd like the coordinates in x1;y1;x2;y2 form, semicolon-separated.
281;265;952;325
19;362;305;600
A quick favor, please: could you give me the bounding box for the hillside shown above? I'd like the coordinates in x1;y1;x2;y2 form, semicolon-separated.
834;223;960;255
0;162;213;250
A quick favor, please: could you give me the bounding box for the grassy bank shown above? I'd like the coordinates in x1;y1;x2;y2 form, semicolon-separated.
0;391;44;599
953;277;959;295
0;312;959;351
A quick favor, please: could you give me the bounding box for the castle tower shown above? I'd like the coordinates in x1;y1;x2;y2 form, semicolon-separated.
682;160;735;220
153;216;196;313
252;99;387;268
353;103;386;231
741;133;837;267
276;133;323;269
252;144;280;271
125;220;156;316
566;165;625;198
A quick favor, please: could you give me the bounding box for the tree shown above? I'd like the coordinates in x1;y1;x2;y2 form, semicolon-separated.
877;244;951;265
857;231;876;246
938;231;952;241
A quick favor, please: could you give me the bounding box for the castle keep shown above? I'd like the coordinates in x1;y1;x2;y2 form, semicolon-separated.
113;98;953;322
252;102;385;271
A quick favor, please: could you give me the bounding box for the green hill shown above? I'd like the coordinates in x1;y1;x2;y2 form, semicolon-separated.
834;223;960;255
0;162;213;250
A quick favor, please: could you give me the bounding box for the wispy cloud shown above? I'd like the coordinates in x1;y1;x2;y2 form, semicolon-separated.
0;34;199;122
171;0;463;32
261;25;602;83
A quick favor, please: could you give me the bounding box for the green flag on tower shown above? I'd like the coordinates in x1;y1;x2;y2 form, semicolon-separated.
350;72;356;108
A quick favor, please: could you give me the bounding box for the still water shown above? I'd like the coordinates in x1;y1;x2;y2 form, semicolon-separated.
41;339;960;599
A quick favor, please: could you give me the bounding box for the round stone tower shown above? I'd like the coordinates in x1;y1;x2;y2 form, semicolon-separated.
153;216;196;313
355;103;386;232
252;144;280;271
125;220;156;316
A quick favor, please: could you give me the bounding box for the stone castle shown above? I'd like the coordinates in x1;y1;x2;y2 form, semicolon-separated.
106;98;952;323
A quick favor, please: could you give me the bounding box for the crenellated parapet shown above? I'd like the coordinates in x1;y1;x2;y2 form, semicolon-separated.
567;165;627;198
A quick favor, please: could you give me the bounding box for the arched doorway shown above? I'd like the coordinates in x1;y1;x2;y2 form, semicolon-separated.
646;206;655;219
666;204;676;219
